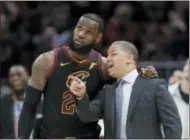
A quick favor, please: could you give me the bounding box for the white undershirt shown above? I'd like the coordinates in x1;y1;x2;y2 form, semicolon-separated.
14;100;23;138
120;69;138;138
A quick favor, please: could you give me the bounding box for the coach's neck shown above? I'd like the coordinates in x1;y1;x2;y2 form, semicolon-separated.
117;63;137;81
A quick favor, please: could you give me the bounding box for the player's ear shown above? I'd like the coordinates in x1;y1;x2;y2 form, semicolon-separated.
95;33;102;44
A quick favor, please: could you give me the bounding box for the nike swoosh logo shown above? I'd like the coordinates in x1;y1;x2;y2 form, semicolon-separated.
60;62;71;66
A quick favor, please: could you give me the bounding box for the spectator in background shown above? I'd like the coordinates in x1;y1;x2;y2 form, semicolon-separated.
1;1;189;63
33;2;73;54
169;58;189;139
0;79;13;97
0;65;42;138
168;70;183;85
0;35;21;78
51;2;70;33
141;1;167;22
50;2;73;48
140;21;173;61
33;25;73;56
104;3;138;46
168;9;188;60
0;65;29;138
33;27;59;55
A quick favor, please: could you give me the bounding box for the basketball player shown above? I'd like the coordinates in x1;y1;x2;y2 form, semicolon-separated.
18;13;158;139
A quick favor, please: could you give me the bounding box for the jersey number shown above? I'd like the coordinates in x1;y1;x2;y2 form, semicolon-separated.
61;90;76;115
61;71;90;115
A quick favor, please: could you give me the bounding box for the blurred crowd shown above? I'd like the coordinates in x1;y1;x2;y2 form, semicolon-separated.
0;1;189;79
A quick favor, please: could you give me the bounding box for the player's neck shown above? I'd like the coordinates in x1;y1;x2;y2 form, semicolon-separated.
68;48;91;61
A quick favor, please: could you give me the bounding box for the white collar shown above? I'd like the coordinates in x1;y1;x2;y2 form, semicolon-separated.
122;69;139;85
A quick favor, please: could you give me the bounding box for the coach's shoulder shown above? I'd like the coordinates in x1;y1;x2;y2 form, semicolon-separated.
143;78;168;89
152;78;168;85
151;79;169;92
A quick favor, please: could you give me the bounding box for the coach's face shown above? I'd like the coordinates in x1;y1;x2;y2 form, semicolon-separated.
73;17;102;48
107;44;133;80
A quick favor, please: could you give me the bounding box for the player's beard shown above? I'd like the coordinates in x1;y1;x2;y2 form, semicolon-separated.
69;40;95;55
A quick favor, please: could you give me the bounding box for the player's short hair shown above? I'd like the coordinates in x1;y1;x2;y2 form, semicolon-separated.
113;41;139;63
81;13;104;33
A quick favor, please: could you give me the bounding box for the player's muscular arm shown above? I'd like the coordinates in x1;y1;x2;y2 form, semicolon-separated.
28;51;54;90
18;51;54;139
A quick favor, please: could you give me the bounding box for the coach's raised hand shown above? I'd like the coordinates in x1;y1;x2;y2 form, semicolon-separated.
70;76;86;98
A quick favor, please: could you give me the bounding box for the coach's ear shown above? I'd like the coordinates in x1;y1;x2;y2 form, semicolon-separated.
95;33;103;44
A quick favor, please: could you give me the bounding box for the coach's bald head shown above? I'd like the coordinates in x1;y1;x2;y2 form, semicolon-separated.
112;41;138;63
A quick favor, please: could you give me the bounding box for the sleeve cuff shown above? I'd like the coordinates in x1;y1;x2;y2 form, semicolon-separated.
76;96;84;100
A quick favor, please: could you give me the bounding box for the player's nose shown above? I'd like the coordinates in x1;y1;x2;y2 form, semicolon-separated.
107;55;111;62
78;30;85;38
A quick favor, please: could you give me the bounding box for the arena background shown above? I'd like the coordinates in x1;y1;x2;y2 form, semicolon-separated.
0;1;189;95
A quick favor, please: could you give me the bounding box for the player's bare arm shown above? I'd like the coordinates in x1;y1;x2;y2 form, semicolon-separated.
28;51;54;91
18;51;54;139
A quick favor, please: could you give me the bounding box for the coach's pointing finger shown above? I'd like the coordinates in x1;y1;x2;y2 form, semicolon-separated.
70;76;82;84
70;76;86;97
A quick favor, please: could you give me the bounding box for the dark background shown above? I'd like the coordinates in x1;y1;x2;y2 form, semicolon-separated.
0;1;189;80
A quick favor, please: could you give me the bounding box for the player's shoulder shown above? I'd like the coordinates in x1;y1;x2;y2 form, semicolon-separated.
32;50;56;73
91;49;106;65
92;49;106;63
35;50;55;64
41;50;55;59
92;49;103;57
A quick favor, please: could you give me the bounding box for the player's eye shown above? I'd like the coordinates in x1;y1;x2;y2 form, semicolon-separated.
77;26;82;31
86;30;92;35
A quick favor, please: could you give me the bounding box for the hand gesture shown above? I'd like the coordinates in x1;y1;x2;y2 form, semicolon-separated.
69;76;86;97
141;66;159;79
